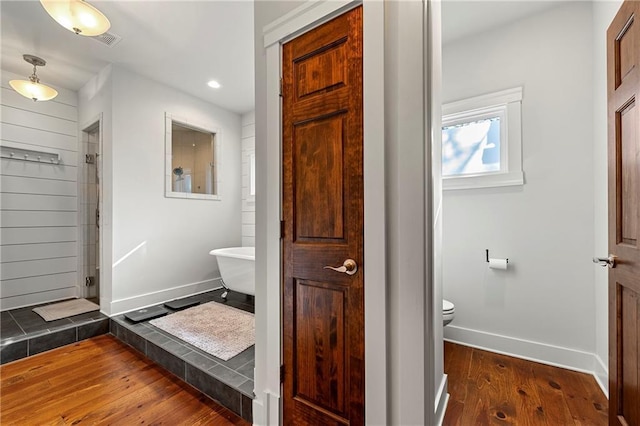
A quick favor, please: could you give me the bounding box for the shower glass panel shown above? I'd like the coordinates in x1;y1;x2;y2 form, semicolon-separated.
83;125;100;301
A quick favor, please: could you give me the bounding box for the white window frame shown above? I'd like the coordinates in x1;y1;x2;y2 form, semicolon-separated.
442;87;524;190
164;112;222;200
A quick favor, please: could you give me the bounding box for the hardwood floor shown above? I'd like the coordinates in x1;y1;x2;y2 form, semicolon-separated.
443;342;608;425
0;335;249;425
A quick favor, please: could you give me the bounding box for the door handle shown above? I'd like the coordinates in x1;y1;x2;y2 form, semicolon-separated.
593;254;617;269
324;259;358;275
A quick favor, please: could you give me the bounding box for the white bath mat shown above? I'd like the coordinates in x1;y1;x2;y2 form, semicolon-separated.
33;299;100;322
150;302;254;361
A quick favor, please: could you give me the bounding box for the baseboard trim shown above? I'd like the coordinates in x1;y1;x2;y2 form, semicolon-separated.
253;390;280;425
444;325;604;381
252;397;265;426
109;278;222;315
434;375;449;426
593;354;609;398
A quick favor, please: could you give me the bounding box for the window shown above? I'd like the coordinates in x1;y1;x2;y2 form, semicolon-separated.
442;87;523;190
165;113;221;200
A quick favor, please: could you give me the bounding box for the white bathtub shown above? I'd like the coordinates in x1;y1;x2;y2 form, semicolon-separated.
209;247;255;297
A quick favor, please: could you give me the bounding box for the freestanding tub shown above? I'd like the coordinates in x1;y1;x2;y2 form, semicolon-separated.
209;247;255;298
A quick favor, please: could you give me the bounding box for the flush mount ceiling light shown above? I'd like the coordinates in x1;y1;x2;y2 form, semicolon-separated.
40;0;110;36
207;80;221;89
9;55;58;102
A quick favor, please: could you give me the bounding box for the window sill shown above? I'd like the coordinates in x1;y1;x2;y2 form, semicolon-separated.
442;170;524;191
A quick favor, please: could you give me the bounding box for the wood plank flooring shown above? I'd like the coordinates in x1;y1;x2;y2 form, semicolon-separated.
0;335;249;425
443;341;608;425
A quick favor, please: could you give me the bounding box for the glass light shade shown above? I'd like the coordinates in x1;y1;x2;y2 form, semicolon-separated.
40;0;110;36
9;80;58;102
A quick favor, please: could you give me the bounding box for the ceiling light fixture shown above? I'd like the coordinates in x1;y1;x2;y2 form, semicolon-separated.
9;55;58;102
40;0;111;36
207;80;221;89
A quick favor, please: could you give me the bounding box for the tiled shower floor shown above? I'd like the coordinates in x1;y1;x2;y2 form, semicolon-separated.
110;288;255;422
0;300;109;364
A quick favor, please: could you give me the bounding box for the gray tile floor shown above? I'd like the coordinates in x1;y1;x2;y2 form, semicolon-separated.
0;299;109;364
110;288;255;422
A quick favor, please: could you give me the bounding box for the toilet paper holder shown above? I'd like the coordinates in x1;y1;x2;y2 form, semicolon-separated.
486;249;508;263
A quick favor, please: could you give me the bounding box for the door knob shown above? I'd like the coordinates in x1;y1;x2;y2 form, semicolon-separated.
324;259;358;275
593;254;617;269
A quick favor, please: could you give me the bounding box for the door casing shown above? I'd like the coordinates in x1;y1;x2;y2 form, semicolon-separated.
260;2;387;424
258;1;439;424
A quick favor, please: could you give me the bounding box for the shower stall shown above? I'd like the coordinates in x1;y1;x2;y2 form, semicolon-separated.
81;122;101;302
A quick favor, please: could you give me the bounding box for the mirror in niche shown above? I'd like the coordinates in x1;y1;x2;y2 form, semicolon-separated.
165;113;221;200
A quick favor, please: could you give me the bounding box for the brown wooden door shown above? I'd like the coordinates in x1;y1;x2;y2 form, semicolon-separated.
281;6;364;426
607;2;640;425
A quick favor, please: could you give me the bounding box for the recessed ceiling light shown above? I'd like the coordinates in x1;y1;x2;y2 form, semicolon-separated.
207;80;221;89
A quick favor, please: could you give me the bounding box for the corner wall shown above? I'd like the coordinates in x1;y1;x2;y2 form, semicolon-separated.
442;2;597;371
80;65;243;315
78;65;113;312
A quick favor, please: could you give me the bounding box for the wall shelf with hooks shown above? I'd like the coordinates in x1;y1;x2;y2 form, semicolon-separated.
0;145;61;165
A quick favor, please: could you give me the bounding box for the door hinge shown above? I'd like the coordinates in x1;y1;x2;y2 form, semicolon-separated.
280;220;285;239
280;364;285;383
279;78;283;97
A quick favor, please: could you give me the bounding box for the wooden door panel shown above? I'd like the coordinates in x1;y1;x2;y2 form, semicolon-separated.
294;280;346;415
614;13;637;88
608;2;640;425
295;41;348;99
282;6;364;426
294;114;346;241
618;282;639;426
290;15;351;65
617;98;638;246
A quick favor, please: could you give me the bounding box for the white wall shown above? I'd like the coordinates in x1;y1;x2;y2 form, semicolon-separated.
79;65;113;311
385;1;432;424
1;70;80;310
442;2;598;371
79;65;242;315
592;0;623;394
241;111;255;247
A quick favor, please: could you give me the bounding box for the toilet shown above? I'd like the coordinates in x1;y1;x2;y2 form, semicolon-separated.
443;299;455;326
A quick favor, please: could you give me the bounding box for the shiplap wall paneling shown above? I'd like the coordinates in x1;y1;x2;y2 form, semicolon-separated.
241;111;255;247
1;69;80;311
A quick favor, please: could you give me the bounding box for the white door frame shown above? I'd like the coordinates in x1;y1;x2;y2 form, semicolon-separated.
257;1;388;424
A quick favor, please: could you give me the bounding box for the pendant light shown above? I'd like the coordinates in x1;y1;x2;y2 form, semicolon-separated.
9;55;58;102
40;0;110;37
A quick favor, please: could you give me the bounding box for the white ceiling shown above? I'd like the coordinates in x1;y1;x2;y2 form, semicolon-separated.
1;0;567;113
1;0;255;114
442;0;565;45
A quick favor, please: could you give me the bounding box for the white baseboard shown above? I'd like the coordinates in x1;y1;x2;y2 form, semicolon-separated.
252;397;264;426
593;354;609;398
434;375;449;426
252;390;279;425
109;278;222;315
444;325;607;389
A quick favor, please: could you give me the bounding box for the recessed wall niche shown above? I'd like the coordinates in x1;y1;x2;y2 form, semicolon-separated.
165;113;222;200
